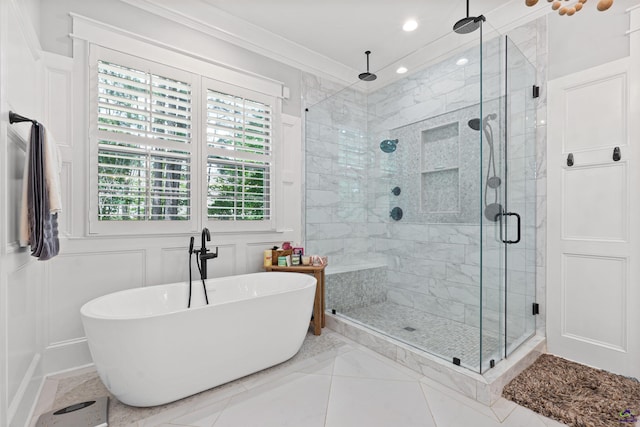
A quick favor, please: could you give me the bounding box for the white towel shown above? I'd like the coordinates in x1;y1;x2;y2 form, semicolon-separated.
19;125;63;247
19;135;31;247
43;128;62;213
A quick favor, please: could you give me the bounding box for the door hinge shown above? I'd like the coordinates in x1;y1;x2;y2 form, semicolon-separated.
532;303;540;315
532;85;540;98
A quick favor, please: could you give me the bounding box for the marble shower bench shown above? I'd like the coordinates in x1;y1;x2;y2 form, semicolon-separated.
325;263;388;314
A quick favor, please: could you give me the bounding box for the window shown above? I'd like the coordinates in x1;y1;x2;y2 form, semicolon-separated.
205;85;272;223
89;46;280;235
97;60;193;222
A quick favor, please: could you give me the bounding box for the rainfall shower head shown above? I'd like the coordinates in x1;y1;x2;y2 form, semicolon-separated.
453;0;486;34
358;51;377;81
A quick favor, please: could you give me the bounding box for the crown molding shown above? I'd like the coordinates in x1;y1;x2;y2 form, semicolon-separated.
119;0;551;93
119;0;357;86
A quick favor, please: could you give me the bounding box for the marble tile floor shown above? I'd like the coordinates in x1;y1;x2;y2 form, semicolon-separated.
339;301;500;370
30;330;565;427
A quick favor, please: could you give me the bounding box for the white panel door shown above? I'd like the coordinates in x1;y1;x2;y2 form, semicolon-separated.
547;57;640;378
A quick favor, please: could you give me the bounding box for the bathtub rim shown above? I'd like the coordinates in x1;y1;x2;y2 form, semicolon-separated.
80;271;317;321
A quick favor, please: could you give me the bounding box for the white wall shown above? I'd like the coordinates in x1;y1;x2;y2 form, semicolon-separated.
39;0;304;117
0;1;46;425
1;1;305;425
5;1;634;422
548;0;636;79
43;2;304;365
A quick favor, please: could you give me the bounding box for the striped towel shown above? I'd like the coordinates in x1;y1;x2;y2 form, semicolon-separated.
19;123;61;260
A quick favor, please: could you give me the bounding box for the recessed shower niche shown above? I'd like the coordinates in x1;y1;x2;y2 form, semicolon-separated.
421;122;460;214
387;103;485;224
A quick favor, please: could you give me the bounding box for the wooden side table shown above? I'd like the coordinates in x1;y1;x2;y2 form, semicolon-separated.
264;264;326;335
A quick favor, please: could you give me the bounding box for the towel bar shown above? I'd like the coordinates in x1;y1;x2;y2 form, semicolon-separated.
9;111;38;125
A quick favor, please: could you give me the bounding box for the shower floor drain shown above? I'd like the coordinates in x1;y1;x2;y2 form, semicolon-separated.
403;326;416;332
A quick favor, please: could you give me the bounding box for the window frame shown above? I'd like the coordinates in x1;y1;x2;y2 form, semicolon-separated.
87;44;283;236
202;78;280;233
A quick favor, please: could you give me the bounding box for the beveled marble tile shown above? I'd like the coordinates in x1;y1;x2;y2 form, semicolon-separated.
239;332;350;390
332;348;417;382
31;331;349;427
326;376;435;427
327;315;398;361
501;405;549;427
490;397;518;422
213;373;332;427
165;398;229;427
420;381;501;427
30;322;561;427
416;361;478;401
136;394;228;427
28;378;59;427
296;355;335;376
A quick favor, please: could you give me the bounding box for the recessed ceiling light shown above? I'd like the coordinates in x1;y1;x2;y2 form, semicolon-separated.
456;57;469;66
396;66;408;74
403;20;418;32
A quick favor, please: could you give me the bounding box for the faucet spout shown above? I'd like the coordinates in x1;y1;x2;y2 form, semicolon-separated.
197;227;217;280
201;227;211;252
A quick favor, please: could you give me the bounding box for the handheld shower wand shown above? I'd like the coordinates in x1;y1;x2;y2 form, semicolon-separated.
188;237;195;308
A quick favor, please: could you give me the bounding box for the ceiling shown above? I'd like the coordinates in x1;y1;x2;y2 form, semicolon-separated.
201;0;508;70
124;0;551;85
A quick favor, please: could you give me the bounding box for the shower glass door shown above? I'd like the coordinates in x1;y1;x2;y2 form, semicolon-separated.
480;32;538;372
479;24;506;374
503;36;537;357
304;22;539;375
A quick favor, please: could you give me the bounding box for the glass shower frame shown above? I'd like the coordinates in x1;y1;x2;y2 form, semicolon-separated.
304;25;537;374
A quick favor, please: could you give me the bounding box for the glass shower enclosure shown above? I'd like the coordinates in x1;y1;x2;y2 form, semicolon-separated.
304;22;537;373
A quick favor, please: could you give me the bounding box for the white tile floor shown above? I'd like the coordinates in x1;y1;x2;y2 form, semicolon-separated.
32;331;567;427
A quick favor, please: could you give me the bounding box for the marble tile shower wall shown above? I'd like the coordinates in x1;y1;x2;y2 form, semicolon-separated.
498;18;548;340
365;37;498;330
364;19;547;337
301;15;548;342
508;17;548;339
303;73;384;265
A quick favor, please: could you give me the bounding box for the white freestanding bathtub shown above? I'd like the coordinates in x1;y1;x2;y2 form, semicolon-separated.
80;272;316;407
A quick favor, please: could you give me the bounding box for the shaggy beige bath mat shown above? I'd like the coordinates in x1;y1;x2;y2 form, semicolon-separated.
503;354;640;427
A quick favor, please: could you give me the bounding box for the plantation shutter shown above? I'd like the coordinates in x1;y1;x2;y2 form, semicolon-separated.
96;59;193;221
205;87;272;222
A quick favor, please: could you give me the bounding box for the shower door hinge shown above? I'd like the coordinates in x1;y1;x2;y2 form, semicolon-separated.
532;303;540;315
532;85;540;98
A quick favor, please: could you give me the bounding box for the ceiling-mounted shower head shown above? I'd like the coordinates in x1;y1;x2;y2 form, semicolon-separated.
453;0;486;34
358;51;377;81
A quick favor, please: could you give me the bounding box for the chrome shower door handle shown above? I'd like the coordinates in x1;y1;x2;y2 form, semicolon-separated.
499;212;521;244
